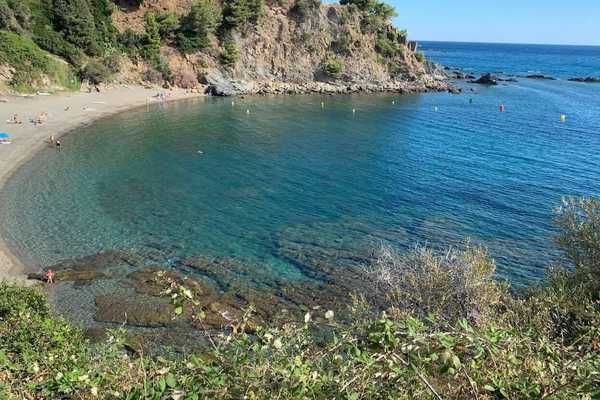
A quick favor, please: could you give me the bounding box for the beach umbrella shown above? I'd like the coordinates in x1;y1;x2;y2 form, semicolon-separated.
0;132;12;144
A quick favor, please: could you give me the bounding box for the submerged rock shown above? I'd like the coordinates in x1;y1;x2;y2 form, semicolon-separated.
28;269;106;284
95;294;176;327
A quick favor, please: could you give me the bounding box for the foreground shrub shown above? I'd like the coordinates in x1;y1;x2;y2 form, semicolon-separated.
366;244;505;324
0;281;598;399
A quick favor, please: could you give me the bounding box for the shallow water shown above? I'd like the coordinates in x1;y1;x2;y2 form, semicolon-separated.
2;74;600;286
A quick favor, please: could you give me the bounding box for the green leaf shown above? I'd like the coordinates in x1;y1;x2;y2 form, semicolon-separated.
348;393;359;400
158;378;166;392
175;306;183;315
484;385;496;392
166;373;176;388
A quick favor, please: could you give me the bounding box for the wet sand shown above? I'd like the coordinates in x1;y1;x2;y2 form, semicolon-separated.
0;86;203;282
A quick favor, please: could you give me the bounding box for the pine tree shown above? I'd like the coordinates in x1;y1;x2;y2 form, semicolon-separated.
143;12;161;61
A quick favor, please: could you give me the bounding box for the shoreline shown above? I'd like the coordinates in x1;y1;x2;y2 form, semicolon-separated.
0;86;204;282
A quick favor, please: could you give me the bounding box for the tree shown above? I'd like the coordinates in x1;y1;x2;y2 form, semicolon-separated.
157;11;180;41
177;0;221;53
52;0;101;55
220;39;239;65
223;0;262;28
142;12;161;61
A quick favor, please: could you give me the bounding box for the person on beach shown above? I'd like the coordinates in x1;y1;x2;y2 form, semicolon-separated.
35;112;48;125
10;114;22;124
55;140;61;151
48;135;55;144
44;269;55;284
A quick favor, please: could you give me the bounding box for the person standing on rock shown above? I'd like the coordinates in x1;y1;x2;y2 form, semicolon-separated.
44;269;55;284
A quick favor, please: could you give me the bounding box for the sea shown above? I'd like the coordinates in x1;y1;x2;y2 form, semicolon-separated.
2;41;600;288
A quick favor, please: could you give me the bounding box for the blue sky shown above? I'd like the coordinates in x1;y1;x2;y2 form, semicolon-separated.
387;0;600;45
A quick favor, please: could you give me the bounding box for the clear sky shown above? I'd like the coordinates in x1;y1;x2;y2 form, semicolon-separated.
390;0;600;46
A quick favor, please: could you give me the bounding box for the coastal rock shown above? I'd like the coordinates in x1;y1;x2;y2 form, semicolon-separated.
126;267;214;298
27;269;106;284
471;73;498;85
200;71;255;96
95;294;177;327
568;77;600;83
526;74;556;80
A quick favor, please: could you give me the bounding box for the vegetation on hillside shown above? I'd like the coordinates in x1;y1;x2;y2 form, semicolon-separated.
1;196;600;399
0;0;415;91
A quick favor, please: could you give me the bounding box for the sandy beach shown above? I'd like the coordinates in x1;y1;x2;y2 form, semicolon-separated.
0;86;203;282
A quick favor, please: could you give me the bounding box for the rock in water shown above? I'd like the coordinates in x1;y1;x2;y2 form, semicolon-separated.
568;77;600;83
526;74;556;80
471;73;498;85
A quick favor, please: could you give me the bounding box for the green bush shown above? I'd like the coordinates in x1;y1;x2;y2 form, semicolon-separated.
289;0;307;19
156;11;180;41
142;12;161;60
366;244;505;324
323;55;343;75
80;59;112;84
0;30;79;91
0;274;598;399
118;27;144;58
223;0;263;29
415;51;425;62
177;0;221;53
0;0;15;31
154;55;173;82
331;31;351;54
52;0;103;56
220;39;239;65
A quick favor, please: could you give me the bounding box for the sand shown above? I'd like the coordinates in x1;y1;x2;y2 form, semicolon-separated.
0;86;203;282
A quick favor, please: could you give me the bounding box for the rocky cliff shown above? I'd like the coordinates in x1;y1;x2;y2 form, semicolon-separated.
113;0;451;94
0;0;453;95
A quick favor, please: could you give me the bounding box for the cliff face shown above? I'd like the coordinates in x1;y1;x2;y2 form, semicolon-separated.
0;0;451;95
111;1;451;95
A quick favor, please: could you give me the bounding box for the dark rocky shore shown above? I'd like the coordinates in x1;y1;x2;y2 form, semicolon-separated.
28;237;384;352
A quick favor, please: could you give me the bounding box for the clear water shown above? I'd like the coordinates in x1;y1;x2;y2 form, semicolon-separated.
420;41;600;78
2;43;600;286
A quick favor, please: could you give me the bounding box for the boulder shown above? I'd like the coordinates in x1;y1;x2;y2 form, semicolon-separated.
471;73;498;85
568;77;600;83
200;70;254;96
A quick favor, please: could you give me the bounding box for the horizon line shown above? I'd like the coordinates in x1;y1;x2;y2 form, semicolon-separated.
412;39;600;47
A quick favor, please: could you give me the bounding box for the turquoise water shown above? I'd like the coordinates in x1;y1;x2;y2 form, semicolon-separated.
2;45;600;286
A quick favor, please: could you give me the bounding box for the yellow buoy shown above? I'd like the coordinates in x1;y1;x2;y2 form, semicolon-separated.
352;108;356;113
560;114;567;122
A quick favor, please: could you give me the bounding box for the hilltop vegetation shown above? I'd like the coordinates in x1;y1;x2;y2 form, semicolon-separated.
0;196;599;399
0;0;428;93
